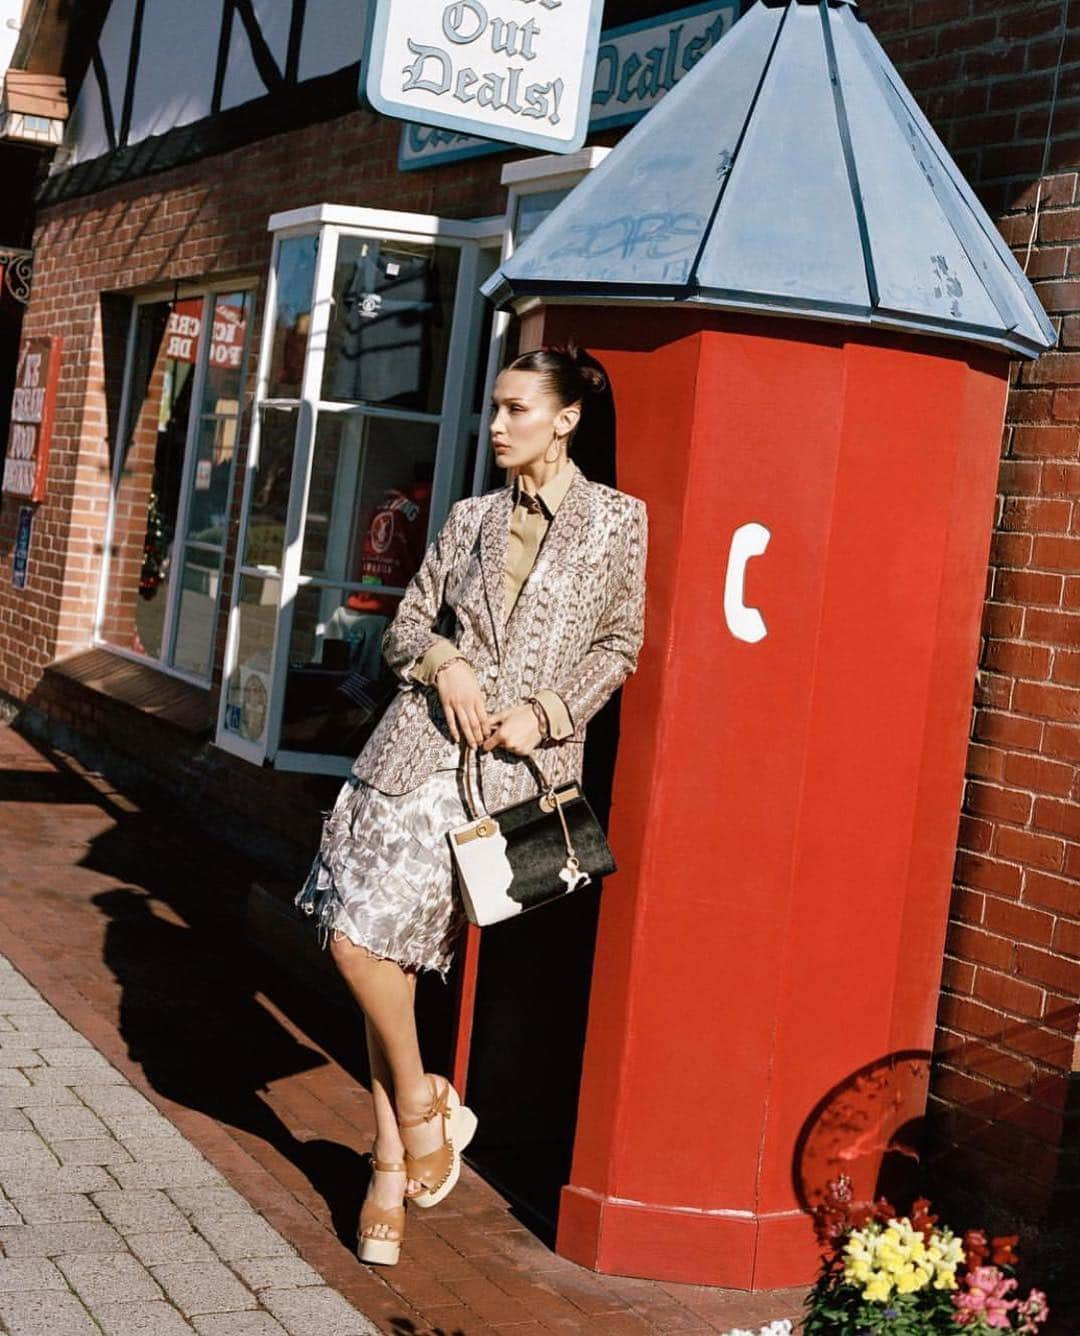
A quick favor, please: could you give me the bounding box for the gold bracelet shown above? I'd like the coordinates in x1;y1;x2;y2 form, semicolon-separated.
526;695;551;739
432;654;468;682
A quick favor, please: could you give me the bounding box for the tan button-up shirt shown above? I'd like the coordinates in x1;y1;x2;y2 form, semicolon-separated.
406;459;578;739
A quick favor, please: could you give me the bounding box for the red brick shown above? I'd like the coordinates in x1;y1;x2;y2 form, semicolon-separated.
947;920;1015;970
1006;388;1054;422
981;640;1051;680
1003;750;1074;795
1045;721;1080;762
974;965;1046;1020
955;852;1020;898
1015;943;1080;994
966;741;1007;780
942;956;977;995
998;496;1072;533
993;825;1065;870
1041;461;1080;493
957;812;994;853
938;992;1005;1041
1051;646;1080;684
961;1041;1035;1091
982;896;1056;949
1021;352;1080;387
998;1021;1075;1073
1052;917;1080;959
1023;868;1079;916
1032;796;1080;841
973;709;1042;750
982;600;1026;639
1040;990;1080;1038
1031;533;1080;569
1023;608;1080;647
993;568;1064;607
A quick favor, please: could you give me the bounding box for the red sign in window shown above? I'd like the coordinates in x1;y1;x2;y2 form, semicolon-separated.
3;335;62;504
165;298;247;370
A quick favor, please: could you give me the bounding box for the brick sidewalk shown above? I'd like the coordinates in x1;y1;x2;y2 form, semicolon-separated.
0;722;808;1335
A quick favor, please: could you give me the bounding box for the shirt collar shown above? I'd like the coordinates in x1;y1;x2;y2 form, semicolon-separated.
511;458;579;518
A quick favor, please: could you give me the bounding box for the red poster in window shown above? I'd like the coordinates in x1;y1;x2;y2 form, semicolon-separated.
3;336;62;504
164;298;246;369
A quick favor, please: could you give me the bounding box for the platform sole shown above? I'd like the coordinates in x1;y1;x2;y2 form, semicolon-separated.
357;1233;402;1265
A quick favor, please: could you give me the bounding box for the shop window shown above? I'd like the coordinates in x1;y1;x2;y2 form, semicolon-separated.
216;208;502;773
98;286;255;683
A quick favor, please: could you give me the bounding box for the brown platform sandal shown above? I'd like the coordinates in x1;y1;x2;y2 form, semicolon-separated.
357;1152;407;1266
398;1075;478;1210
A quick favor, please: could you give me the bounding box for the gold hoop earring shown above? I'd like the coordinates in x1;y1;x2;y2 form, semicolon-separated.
544;434;565;464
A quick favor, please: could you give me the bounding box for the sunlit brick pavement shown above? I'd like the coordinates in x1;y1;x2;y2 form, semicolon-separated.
0;721;808;1335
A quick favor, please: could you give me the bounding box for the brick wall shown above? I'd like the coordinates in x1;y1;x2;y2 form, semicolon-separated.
860;0;1080;1294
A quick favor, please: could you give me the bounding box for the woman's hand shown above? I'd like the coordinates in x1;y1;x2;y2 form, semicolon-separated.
435;660;492;749
480;703;543;757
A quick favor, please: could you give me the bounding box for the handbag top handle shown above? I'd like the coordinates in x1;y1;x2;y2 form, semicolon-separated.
460;745;554;823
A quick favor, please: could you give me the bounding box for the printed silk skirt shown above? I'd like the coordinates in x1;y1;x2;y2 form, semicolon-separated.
294;767;471;985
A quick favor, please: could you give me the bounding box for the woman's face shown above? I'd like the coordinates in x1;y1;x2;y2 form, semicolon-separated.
489;368;580;471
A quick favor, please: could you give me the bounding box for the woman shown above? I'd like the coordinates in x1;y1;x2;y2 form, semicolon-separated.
296;344;649;1266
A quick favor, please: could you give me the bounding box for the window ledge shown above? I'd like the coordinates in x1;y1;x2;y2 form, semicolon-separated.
45;648;213;736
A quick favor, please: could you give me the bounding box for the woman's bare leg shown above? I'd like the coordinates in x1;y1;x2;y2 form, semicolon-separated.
360;1014;406;1241
329;937;450;1202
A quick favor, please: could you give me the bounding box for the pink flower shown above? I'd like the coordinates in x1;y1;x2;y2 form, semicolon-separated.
952;1266;1020;1328
1016;1288;1050;1333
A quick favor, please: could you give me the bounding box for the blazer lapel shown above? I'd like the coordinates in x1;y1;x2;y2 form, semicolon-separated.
479;484;514;659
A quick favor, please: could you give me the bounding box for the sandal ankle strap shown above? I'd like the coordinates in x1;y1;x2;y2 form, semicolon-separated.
369;1155;407;1173
397;1076;449;1129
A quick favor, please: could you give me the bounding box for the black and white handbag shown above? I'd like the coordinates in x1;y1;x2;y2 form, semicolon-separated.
447;746;617;927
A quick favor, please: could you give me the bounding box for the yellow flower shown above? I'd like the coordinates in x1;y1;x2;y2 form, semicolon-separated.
894;1266;922;1295
863;1273;893;1303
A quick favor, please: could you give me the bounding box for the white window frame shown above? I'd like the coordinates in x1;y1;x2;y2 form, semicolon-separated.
214;206;503;773
94;276;258;688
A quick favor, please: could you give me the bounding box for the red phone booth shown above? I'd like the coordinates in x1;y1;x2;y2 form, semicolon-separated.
483;0;1055;1289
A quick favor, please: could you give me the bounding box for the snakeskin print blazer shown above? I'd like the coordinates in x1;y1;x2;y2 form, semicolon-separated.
350;464;648;812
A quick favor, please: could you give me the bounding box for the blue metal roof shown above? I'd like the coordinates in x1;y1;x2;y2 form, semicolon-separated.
482;0;1056;360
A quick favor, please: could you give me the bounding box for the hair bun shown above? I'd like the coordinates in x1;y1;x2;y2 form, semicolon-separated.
578;363;607;395
559;341;607;395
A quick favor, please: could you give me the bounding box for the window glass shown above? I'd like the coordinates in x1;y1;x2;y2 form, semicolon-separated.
321;235;459;413
172;548;222;678
267;234;317;399
101;288;251;681
221;574;279;745
301;415;439;592
200;292;251;416
101;299;198;659
513;188;572;247
280;584;394;757
243;406;296;570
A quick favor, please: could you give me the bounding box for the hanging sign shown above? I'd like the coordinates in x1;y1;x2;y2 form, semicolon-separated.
365;0;605;154
2;335;62;504
12;505;33;589
398;2;736;170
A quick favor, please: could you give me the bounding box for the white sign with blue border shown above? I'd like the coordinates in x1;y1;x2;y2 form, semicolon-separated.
398;3;737;171
365;0;606;155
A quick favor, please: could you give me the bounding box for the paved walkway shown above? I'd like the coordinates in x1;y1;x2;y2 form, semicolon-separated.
0;722;808;1335
0;950;378;1336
